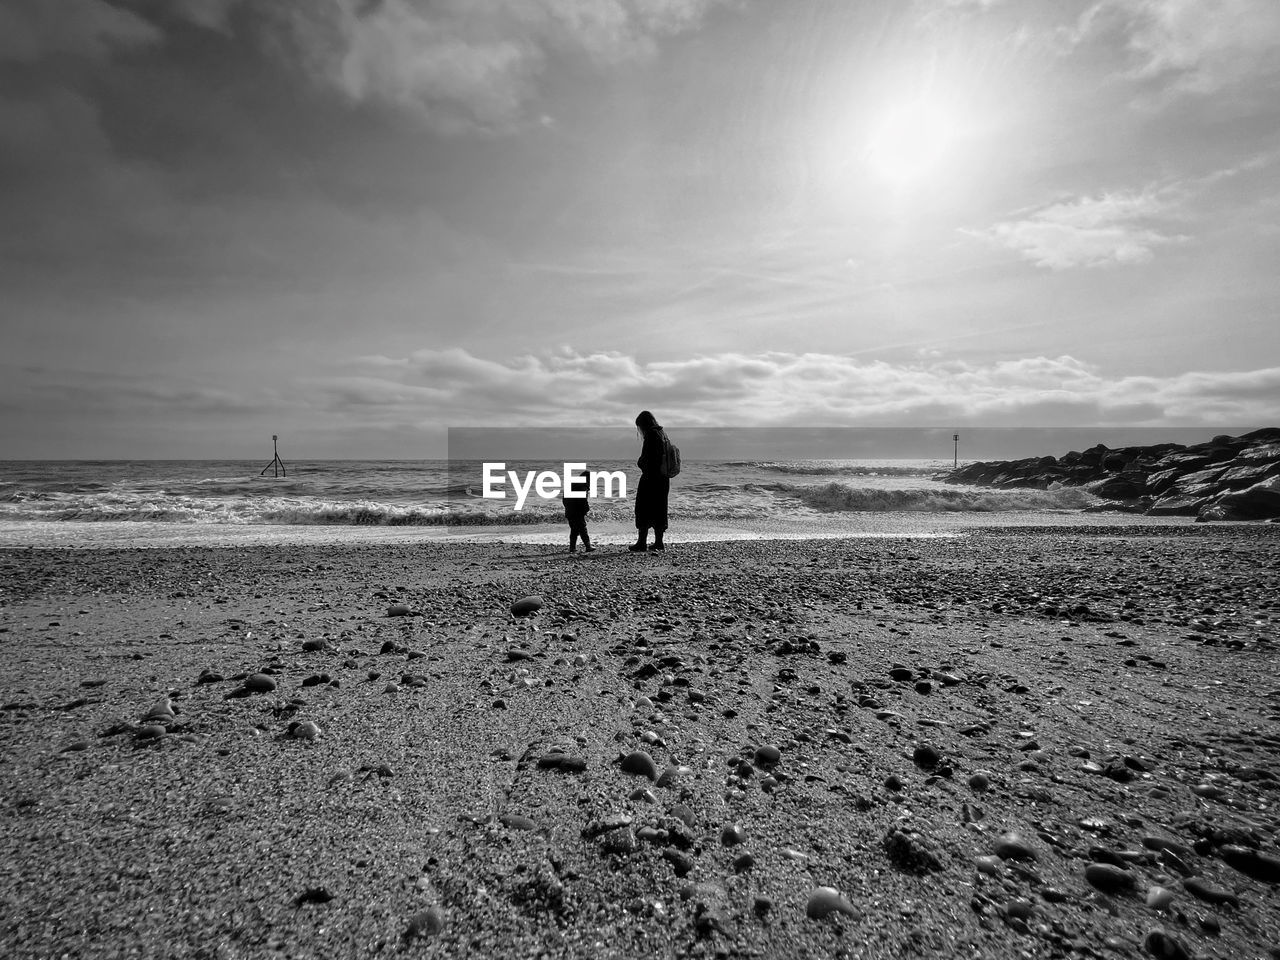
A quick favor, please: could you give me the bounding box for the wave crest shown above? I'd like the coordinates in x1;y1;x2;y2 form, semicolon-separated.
770;482;1096;513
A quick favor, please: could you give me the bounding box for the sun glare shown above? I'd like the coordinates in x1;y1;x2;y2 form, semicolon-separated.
865;99;959;186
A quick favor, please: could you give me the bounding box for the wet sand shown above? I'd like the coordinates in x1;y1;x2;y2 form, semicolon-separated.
1;526;1278;959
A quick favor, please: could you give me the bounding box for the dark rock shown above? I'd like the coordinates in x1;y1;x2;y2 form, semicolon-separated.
510;596;543;616
884;824;943;873
1183;876;1238;907
244;673;276;693
1085;863;1134;894
1143;930;1193;960
1219;844;1280;884
619;750;659;780
993;834;1037;862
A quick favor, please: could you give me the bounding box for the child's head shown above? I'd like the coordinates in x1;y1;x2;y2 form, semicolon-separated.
564;469;590;498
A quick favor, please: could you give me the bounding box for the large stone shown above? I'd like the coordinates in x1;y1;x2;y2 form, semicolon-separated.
1200;476;1280;521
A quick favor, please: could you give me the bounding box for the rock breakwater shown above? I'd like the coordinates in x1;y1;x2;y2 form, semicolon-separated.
942;429;1280;521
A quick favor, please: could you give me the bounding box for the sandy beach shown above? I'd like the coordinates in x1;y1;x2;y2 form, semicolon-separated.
2;527;1279;959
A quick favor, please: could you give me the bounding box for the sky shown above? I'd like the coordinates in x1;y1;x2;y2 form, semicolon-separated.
1;0;1278;459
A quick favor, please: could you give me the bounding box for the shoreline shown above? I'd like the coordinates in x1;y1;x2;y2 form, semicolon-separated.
0;511;1214;550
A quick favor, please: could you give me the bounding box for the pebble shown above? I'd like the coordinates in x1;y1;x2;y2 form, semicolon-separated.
1085;863;1135;894
536;752;586;773
499;814;537;831
974;855;1004;876
404;905;445;939
142;698;174;721
720;824;747;846
301;638;325;651
993;834;1038;862
1004;899;1035;921
1220;844;1280;884
889;667;913;681
290;720;322;741
244;674;276;693
884;774;904;792
1182;876;1238;907
913;744;941;768
754;744;781;767
136;724;167;740
1143;930;1193;960
1146;886;1175;909
510;596;543;617
620;750;659;780
968;772;991;792
733;852;755;872
386;603;412;617
806;886;861;920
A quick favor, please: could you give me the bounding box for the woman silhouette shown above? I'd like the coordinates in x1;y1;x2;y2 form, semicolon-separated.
630;410;670;552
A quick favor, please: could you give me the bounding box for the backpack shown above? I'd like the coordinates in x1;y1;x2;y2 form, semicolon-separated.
661;434;681;478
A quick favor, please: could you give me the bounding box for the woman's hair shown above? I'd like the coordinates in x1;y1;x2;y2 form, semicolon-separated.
635;410;660;431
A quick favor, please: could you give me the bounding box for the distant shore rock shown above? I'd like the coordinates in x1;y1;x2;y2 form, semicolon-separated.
940;429;1280;522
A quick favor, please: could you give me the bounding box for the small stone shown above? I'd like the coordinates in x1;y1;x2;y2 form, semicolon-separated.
142;698;174;721
1146;886;1175;909
806;886;861;920
885;774;904;791
884;825;943;873
386;603;413;617
1085;863;1135;894
384;683;400;694
290;720;322;741
1143;930;1193;960
913;744;941;768
720;824;747;846
1182;876;1238;907
993;834;1038;862
620;750;659;780
733;852;755;873
294;887;335;906
404;905;445;939
1004;899;1035;921
537;752;586;773
914;680;932;695
500;814;537;831
244;674;276;693
196;670;224;684
582;815;632;838
136;724;167;740
1220;844;1280;884
974;855;1004;876
301;638;325;651
968;772;990;792
754;744;781;767
510;596;543;617
889;667;913;681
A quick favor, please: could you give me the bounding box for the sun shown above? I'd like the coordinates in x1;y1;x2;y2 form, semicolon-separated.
865;99;959;186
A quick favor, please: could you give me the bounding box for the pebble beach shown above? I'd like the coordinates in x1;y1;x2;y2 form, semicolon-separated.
2;527;1279;960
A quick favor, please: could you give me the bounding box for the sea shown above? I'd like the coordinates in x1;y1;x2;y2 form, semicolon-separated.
0;459;1174;548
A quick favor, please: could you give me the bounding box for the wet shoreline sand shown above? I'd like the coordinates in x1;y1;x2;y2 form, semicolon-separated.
2;527;1278;959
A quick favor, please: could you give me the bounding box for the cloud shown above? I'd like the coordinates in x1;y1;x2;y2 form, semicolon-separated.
307;348;1280;428
973;188;1187;269
256;0;732;132
0;0;160;62
1073;0;1280;98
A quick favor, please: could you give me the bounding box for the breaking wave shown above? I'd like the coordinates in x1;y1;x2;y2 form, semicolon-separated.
768;482;1096;513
